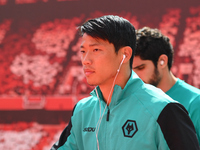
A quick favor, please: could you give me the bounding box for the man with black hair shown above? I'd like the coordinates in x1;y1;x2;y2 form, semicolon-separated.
51;16;199;150
133;26;200;145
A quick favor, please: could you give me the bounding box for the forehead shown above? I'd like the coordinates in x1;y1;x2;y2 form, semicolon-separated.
133;56;145;65
80;34;109;47
132;56;153;68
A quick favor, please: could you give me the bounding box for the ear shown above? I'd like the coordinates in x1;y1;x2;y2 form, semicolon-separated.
158;54;168;68
120;46;132;63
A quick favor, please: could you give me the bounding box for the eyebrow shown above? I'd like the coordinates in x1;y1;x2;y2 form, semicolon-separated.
133;64;145;69
80;43;101;48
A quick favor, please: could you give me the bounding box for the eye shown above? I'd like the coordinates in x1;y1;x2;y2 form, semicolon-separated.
133;65;145;70
137;66;145;70
80;50;85;53
93;48;99;52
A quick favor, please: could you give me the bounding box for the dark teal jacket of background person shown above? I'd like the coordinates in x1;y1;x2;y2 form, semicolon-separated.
51;71;199;150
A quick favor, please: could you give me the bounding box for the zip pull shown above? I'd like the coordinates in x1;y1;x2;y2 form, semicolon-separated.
106;109;110;121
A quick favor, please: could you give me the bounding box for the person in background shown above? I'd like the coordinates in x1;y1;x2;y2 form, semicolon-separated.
132;26;200;145
51;16;199;150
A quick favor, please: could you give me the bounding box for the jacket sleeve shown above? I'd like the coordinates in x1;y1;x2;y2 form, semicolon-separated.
157;103;200;150
190;95;200;145
50;105;77;150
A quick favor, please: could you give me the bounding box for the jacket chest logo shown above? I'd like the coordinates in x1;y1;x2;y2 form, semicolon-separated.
83;127;96;132
122;120;138;138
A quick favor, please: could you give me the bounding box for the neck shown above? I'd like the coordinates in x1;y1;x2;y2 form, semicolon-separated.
157;70;177;93
99;68;131;105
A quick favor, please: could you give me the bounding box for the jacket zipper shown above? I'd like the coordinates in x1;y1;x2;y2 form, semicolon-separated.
106;108;110;121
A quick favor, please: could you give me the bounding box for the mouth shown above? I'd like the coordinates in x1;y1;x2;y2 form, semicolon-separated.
84;68;94;76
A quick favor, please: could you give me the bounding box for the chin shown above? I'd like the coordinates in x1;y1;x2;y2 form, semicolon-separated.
87;83;98;86
142;80;147;84
86;80;98;86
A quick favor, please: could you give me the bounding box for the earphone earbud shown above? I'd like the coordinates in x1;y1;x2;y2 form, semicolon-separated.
123;54;126;59
117;55;126;72
160;60;164;65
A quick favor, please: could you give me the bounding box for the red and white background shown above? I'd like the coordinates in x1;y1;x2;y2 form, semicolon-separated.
0;0;200;149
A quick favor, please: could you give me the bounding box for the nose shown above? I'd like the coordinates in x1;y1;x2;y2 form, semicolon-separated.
81;51;92;66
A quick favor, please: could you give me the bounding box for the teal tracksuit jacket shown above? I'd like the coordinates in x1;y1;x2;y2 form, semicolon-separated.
51;71;199;150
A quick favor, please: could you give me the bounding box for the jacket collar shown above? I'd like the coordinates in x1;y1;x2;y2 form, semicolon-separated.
90;71;144;108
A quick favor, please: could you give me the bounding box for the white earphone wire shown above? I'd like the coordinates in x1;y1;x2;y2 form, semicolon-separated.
95;55;126;150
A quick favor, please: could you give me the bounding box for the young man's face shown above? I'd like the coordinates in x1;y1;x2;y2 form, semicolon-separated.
80;34;120;87
132;56;161;87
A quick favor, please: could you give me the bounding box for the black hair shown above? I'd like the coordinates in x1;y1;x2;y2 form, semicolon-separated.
79;15;136;69
135;27;174;70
